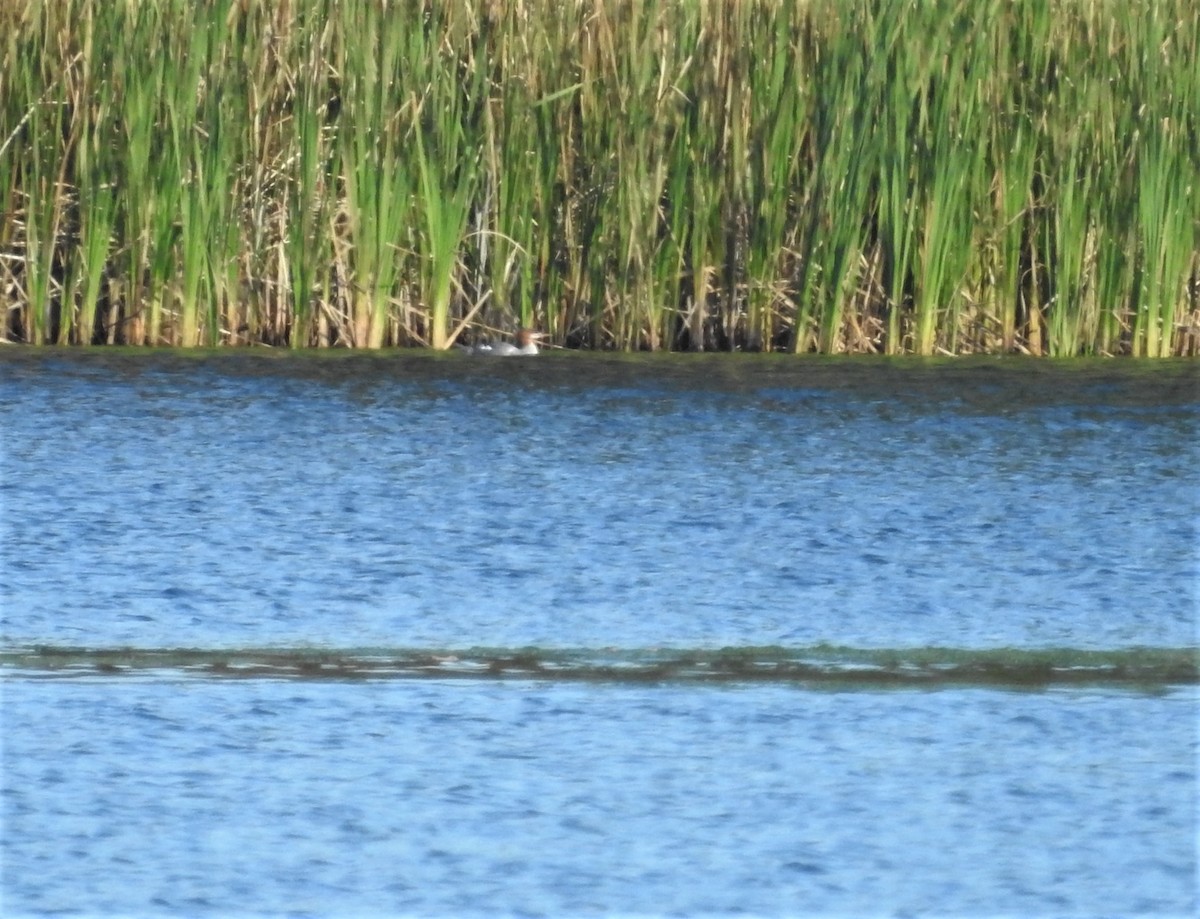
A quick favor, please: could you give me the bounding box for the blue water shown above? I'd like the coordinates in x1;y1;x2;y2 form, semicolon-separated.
2;351;1198;916
5;680;1196;917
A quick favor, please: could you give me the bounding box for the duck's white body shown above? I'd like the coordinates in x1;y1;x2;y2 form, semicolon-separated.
464;329;542;356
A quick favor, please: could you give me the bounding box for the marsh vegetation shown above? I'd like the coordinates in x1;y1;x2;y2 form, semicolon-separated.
2;0;1197;353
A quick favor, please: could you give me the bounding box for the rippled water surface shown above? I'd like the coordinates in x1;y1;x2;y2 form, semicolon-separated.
2;350;1198;917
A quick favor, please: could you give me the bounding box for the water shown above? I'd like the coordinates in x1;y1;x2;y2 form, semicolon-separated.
2;350;1198;917
5;679;1196;917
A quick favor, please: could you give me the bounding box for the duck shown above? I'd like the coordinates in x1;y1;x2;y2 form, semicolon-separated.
462;328;543;356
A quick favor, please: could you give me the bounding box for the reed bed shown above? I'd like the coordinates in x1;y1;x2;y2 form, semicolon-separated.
2;0;1197;354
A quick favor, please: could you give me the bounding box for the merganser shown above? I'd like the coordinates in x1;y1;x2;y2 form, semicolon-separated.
463;328;543;356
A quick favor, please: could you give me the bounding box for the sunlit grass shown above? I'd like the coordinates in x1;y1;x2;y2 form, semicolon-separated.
2;0;1196;353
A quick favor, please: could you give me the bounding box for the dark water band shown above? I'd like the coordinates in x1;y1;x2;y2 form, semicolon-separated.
3;645;1196;689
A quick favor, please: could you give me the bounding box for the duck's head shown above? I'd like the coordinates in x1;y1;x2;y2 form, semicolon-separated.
515;328;544;348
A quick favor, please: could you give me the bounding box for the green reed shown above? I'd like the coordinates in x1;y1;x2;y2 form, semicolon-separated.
337;0;411;348
416;11;484;351
873;0;923;355
67;6;118;347
2;0;1196;354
